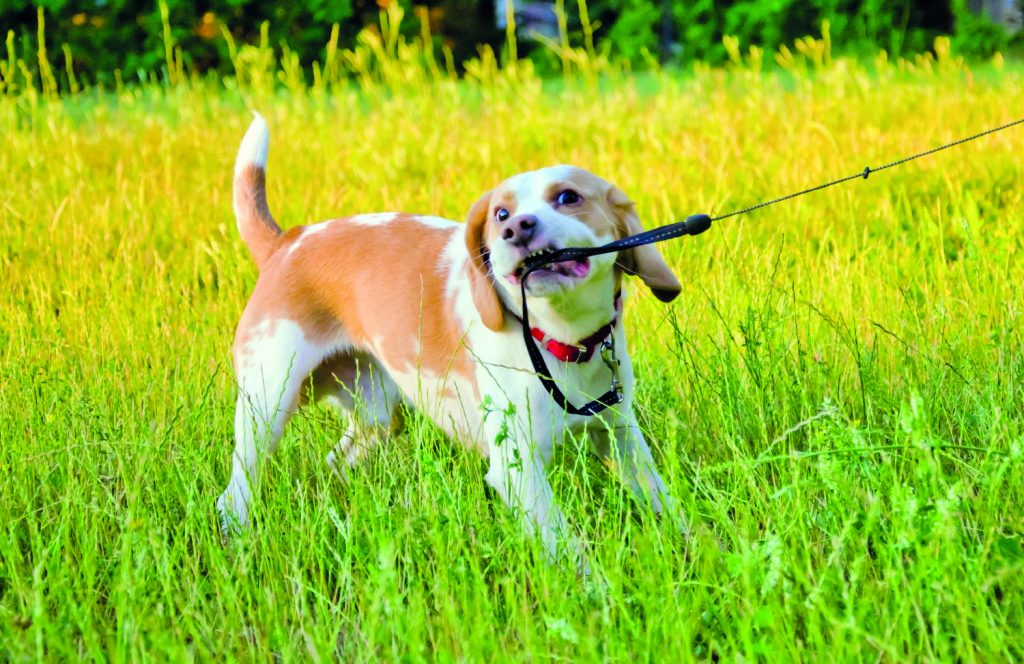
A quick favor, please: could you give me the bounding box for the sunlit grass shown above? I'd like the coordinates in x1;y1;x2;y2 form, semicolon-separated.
2;14;1024;660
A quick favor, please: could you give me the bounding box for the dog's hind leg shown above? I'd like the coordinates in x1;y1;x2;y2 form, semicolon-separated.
217;319;329;535
313;353;402;479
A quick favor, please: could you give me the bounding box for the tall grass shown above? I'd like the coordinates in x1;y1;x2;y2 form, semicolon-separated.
2;11;1024;660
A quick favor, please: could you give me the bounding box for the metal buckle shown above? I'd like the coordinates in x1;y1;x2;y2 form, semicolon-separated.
600;336;623;404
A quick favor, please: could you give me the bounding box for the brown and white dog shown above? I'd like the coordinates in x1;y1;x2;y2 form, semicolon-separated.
217;114;685;571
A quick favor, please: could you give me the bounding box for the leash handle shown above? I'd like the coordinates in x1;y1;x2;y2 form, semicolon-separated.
521;213;713;274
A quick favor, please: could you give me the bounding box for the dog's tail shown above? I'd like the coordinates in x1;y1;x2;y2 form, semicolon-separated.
233;113;282;270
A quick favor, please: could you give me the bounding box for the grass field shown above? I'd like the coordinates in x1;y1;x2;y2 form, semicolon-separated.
2;25;1024;660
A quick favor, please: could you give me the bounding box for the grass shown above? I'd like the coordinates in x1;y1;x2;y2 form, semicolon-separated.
2;18;1024;660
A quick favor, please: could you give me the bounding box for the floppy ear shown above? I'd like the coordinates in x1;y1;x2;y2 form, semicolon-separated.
464;190;505;331
608;186;682;303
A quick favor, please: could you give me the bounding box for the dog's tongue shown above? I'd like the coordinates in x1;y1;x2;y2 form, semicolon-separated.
513;256;590;282
551;258;590;278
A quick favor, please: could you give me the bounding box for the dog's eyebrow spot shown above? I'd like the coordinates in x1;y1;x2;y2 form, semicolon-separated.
350;212;399;226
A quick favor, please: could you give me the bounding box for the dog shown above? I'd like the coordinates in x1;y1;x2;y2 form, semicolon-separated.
216;114;685;572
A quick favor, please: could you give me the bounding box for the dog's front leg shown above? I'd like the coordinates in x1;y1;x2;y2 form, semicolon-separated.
595;412;688;535
483;420;588;574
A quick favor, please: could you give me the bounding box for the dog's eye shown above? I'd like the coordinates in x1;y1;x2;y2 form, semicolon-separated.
495;208;510;222
555;190;581;206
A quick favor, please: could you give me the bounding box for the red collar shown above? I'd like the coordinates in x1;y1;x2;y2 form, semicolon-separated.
512;294;621;364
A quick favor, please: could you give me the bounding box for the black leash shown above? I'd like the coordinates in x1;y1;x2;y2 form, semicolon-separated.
517;116;1024;416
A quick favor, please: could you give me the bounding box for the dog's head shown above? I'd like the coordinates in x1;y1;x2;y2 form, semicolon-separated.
464;165;681;330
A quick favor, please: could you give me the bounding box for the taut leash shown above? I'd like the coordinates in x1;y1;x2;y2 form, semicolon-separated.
518;117;1024;416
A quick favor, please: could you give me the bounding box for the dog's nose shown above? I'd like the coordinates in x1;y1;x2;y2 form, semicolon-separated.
500;214;538;247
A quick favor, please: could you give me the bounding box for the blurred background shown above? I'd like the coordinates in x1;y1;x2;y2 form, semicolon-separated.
0;0;1021;87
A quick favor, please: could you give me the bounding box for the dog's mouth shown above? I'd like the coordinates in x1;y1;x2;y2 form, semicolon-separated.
507;248;591;285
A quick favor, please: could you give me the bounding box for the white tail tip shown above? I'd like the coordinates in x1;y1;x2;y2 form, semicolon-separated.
234;112;269;177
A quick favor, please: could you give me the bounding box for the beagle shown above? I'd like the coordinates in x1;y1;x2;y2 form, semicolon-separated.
216;114;686;572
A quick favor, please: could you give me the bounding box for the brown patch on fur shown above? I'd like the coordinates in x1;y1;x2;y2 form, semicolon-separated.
606;185;681;302
235;215;477;390
464;192;505;331
234;165;282;270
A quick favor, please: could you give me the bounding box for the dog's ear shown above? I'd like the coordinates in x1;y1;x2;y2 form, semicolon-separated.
608;185;682;303
464;190;505;331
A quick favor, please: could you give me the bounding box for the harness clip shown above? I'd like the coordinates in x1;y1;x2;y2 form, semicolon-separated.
600;336;624;404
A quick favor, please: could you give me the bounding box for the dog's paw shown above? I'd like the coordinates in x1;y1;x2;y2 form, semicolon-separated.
216;492;247;541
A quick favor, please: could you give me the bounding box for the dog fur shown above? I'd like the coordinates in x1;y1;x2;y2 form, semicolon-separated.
216;114;685;572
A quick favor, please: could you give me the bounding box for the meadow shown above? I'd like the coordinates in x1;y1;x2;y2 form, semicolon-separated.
2;19;1024;660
